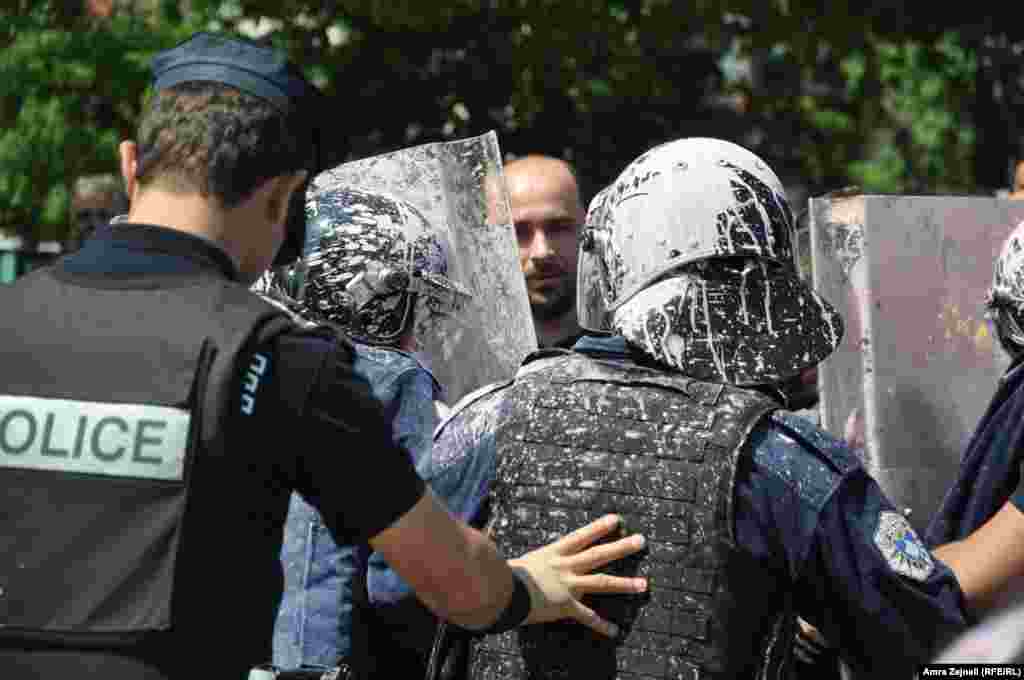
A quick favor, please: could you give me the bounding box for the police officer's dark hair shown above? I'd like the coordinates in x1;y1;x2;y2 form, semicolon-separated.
134;81;311;209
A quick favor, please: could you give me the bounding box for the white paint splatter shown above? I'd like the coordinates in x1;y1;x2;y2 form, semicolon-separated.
730;171;777;258
700;280;728;380
815;293;840;349
761;261;777;337
739;262;753;324
726;207;761;256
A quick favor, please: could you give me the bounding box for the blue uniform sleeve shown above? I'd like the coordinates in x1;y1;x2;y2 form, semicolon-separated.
803;471;967;674
389;367;441;472
736;413;967;677
422;388;504;526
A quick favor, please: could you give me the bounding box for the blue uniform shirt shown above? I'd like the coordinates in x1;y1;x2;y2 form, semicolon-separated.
927;358;1024;550
272;344;441;668
425;335;967;676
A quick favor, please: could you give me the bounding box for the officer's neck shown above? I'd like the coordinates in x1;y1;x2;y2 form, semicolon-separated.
126;188;252;274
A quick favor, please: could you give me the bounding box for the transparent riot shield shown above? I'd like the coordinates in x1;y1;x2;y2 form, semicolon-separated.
309;131;537;404
811;195;1024;532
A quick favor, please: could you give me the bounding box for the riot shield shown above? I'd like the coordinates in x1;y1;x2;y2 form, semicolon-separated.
308;131;537;404
811;195;1024;532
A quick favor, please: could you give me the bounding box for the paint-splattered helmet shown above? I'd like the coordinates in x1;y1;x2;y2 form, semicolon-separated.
987;219;1024;358
577;137;843;385
295;185;471;346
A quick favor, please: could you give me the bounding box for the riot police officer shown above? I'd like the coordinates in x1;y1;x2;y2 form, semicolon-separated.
269;186;461;674
422;138;967;678
0;33;646;679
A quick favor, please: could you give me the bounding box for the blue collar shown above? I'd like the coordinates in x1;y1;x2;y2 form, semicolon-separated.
61;222;240;281
571;334;630;357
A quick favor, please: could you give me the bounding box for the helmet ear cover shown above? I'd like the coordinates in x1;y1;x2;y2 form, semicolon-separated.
610;256;843;386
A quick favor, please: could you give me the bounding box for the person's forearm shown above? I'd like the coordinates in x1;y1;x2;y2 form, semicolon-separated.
426;521;518;631
936;501;1024;616
369;490;517;630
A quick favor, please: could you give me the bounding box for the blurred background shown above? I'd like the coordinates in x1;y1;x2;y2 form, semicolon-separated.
3;0;1024;268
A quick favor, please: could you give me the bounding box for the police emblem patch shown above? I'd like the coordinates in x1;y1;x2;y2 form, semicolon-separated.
874;511;934;581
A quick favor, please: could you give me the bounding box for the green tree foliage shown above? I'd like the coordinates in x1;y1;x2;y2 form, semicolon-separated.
197;0;741;199
0;0;208;242
3;1;1024;243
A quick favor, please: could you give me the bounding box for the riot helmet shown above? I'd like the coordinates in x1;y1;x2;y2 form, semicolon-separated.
987;219;1024;358
291;185;471;347
578;137;843;386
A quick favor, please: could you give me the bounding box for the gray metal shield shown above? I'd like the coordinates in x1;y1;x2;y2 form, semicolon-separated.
810;195;1024;532
310;131;537;403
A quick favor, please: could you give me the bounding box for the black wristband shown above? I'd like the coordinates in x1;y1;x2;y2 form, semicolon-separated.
479;566;533;634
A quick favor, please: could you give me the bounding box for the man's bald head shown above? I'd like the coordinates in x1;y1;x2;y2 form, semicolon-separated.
505;155;584;329
505;156;582;210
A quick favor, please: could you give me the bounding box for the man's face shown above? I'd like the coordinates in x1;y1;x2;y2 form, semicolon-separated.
507;160;584;321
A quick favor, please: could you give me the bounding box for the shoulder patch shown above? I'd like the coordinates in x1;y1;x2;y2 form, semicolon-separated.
874;511;935;582
434;378;514;440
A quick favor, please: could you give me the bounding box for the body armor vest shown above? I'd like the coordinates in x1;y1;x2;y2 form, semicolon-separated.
469;352;792;680
0;266;298;677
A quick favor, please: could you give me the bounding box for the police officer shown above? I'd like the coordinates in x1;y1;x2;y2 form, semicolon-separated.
269;186;457;674
929;218;1024;617
421;138;968;678
0;33;647;680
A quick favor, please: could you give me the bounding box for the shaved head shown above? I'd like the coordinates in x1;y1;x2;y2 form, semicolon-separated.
505;156;582;211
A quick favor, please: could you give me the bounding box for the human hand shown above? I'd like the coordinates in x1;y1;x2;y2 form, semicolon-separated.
792;617;839;678
508;513;648;637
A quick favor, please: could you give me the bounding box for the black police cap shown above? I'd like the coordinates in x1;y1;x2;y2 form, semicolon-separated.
151;32;318;113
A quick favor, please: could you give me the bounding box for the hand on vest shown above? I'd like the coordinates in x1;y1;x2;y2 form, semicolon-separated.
507;514;648;637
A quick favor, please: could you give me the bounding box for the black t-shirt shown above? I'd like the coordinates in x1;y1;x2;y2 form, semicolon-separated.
166;328;427;676
235;329;427;545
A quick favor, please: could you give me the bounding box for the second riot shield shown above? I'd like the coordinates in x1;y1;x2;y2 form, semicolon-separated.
811;195;1024;532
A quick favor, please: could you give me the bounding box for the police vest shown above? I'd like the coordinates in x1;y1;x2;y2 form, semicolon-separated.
468;351;796;680
0;266;299;670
